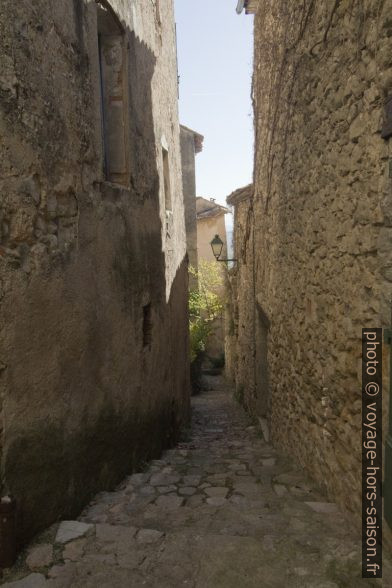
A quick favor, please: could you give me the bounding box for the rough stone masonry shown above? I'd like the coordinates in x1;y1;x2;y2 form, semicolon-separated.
0;0;190;547
227;0;392;548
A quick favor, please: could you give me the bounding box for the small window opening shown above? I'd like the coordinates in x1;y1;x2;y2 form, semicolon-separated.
143;303;153;348
162;147;172;211
97;1;128;185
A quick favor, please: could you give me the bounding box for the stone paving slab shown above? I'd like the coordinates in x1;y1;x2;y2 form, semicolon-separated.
2;385;392;587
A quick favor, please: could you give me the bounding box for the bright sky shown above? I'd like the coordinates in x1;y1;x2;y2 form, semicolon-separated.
174;1;254;211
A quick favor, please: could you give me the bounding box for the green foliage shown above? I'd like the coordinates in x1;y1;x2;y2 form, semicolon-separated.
189;260;225;363
189;317;209;362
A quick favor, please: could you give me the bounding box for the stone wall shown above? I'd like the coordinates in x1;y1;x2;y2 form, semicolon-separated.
228;0;392;535
0;0;190;546
225;185;255;407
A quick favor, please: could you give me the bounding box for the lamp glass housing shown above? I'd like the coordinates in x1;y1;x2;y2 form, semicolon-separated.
210;234;224;260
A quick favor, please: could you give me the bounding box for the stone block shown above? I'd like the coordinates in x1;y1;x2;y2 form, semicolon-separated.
62;538;86;562
95;524;137;543
55;521;93;544
155;495;184;509
204;487;228;498
136;528;164;543
150;474;181;486
178;486;197;496
157;485;177;494
273;484;288;497
206;497;227;506
26;544;53;570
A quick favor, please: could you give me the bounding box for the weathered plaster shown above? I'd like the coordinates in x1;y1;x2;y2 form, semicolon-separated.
0;0;189;545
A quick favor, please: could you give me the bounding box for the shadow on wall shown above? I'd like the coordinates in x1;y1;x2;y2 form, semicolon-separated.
0;2;190;548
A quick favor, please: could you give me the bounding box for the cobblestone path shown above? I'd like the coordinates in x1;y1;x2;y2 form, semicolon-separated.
3;385;391;587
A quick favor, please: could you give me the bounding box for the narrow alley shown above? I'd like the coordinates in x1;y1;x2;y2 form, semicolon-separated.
2;0;392;583
3;379;390;587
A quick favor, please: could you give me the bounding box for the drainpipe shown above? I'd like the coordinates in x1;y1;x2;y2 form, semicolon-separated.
236;0;245;14
0;496;17;569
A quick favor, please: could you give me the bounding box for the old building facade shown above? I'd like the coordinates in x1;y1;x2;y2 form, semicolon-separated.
229;0;392;538
0;0;189;546
180;125;204;273
180;125;203;289
196;197;229;266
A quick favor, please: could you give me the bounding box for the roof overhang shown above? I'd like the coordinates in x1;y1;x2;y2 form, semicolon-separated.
226;184;253;206
196;208;228;220
196;197;230;220
180;125;204;154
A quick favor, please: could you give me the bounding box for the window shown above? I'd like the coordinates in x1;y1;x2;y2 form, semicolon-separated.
162;147;172;211
143;304;152;348
153;0;161;27
97;1;128;185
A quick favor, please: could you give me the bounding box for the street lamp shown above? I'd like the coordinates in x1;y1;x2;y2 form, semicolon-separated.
236;0;245;14
210;234;237;263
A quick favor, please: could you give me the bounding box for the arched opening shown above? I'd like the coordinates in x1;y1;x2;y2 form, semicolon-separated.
96;0;129;185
